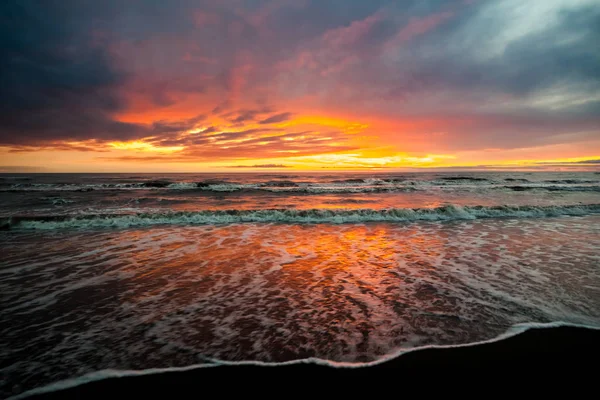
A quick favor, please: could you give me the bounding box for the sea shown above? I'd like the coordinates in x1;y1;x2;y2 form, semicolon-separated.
1;171;600;397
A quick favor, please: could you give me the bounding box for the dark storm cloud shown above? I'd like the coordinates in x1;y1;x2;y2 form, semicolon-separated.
403;2;600;99
259;112;294;124
287;0;600;123
0;0;151;145
151;114;206;133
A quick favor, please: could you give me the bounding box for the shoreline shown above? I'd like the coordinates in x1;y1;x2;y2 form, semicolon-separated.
15;324;600;399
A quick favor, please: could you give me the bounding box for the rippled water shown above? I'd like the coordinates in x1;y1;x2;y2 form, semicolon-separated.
1;172;600;398
2;171;600;218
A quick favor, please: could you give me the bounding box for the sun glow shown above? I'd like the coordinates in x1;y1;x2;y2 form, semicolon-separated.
288;153;457;169
276;116;369;133
109;141;184;153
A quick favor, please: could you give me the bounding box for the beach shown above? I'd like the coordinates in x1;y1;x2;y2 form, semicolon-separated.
18;326;600;399
2;171;600;398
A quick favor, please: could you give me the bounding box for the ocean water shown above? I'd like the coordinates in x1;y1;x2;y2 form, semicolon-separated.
1;171;600;397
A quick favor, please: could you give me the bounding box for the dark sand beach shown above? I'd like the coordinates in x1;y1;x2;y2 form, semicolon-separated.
20;326;599;399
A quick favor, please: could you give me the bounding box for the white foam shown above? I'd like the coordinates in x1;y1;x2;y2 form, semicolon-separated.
8;322;599;400
7;204;600;230
166;182;198;190
3;216;600;398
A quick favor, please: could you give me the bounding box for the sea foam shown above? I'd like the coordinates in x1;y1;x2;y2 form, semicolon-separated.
3;203;599;230
7;322;599;400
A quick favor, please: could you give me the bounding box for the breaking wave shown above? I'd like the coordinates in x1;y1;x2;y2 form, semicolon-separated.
0;181;422;193
503;185;600;192
2;176;598;194
3;203;599;230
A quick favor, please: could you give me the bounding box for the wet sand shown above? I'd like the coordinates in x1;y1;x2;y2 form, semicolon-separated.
23;326;600;399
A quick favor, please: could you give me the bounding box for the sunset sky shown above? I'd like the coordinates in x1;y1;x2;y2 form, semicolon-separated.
1;0;599;172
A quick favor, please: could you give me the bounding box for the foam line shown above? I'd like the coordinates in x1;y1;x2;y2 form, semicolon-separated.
3;203;599;230
8;321;599;400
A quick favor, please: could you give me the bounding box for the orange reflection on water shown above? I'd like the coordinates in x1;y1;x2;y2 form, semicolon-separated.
115;223;452;320
11;216;599;365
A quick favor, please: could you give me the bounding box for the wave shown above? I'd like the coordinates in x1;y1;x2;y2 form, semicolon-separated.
439;176;489;182
7;322;599;400
543;179;600;184
3;178;600;194
503;185;600;192
2;173;599;194
2;204;599;230
0;181;420;193
40;197;75;206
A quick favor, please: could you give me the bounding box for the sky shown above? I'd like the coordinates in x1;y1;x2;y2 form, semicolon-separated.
1;0;599;172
